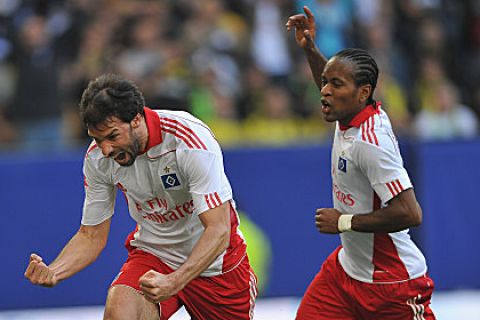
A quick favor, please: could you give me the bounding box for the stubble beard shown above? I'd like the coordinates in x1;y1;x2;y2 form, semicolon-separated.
119;128;141;167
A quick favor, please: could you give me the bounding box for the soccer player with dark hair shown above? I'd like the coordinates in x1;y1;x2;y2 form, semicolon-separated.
287;7;435;319
24;74;257;320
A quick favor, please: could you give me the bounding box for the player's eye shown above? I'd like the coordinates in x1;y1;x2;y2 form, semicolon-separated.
332;80;343;87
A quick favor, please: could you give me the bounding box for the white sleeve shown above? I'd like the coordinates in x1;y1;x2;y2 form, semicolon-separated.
354;140;412;205
81;158;116;225
177;148;233;216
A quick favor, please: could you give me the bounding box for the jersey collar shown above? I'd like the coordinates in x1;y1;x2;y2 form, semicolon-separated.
339;101;381;131
142;107;163;153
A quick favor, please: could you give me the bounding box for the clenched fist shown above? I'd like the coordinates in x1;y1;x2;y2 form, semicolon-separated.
315;208;342;234
24;253;58;287
139;270;181;304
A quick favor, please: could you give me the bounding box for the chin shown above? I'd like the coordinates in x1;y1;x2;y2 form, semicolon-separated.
323;114;337;123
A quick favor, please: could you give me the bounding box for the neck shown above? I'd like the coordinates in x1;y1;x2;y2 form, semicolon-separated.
137;118;149;153
340;106;364;127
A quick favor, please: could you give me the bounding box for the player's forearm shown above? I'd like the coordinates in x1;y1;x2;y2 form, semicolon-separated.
49;223;109;282
172;224;230;289
351;193;422;233
304;45;327;91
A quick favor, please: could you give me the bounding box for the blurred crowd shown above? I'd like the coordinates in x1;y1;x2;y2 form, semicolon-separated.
0;0;479;151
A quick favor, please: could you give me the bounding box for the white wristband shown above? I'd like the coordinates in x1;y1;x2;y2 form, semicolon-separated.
338;214;354;233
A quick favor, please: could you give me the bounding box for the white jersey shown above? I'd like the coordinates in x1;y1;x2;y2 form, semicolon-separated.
82;108;246;276
332;102;427;283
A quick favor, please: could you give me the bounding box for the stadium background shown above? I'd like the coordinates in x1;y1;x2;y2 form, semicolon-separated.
1;0;479;318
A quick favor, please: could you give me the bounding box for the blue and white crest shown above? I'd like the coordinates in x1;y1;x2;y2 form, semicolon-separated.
161;173;181;189
338;157;347;173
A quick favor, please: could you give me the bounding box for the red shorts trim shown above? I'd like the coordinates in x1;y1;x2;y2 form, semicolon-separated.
111;249;257;320
296;246;436;320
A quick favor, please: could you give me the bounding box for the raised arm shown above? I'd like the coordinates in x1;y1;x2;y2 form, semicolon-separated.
139;203;231;303
24;218;111;287
286;6;328;91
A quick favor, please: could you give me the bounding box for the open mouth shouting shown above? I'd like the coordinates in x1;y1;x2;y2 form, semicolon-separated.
321;98;332;114
112;151;134;166
114;152;127;162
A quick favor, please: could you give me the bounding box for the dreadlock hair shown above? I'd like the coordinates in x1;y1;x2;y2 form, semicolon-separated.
79;74;145;129
334;48;379;104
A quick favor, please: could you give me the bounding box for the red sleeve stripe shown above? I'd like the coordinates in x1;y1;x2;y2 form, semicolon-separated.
213;192;222;205
386;179;404;197
386;182;395;196
209;192;221;207
160;118;207;150
394;179;404;193
209;193;219;207
391;180;401;194
205;195;213;209
205;192;222;209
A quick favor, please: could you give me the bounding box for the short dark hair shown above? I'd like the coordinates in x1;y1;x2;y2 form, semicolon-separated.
334;48;379;103
79;74;145;129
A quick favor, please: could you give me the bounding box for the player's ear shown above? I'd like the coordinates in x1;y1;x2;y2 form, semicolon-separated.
131;113;142;128
359;84;372;104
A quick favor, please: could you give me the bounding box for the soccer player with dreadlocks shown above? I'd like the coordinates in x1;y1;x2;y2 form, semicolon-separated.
287;7;436;320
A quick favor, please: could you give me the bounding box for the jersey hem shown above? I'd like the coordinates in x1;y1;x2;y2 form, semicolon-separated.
81;213;112;226
221;253;247;275
338;249;428;284
135;247;246;277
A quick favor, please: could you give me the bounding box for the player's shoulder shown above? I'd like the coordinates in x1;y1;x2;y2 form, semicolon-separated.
156;110;207;128
352;108;395;149
346;110;403;165
155;109;218;152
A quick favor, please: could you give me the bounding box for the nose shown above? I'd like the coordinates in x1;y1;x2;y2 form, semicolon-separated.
320;83;331;97
99;141;114;157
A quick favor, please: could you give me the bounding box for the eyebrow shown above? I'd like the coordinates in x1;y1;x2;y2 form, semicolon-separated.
322;76;344;82
88;128;119;141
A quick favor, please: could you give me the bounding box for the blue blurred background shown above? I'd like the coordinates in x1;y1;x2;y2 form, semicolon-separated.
2;140;480;309
1;0;479;311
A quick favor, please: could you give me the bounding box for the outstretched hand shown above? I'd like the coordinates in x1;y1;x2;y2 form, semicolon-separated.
24;253;58;287
286;6;316;49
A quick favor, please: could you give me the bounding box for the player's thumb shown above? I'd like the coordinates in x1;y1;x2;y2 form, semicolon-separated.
30;253;43;263
304;30;313;41
139;270;156;284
